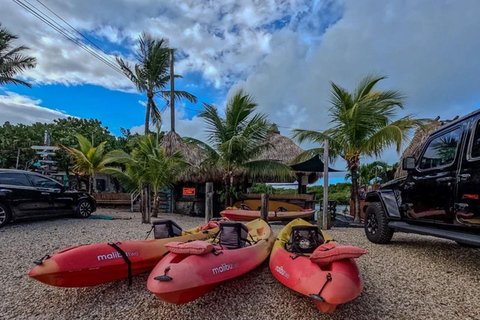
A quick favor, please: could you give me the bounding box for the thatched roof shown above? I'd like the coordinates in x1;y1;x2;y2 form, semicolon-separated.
394;116;459;178
161;131;223;183
256;124;304;164
255;124;321;184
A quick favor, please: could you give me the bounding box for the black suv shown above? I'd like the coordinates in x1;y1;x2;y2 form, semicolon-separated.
364;109;480;247
0;169;96;228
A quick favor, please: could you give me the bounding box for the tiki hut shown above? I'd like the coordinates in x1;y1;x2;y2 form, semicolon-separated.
394;116;459;178
254;124;321;193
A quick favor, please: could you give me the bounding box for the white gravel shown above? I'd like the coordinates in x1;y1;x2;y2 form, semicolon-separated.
1;208;480;320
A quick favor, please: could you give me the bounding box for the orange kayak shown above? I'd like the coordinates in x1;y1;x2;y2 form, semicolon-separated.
269;219;363;313
220;209;315;221
28;221;219;287
147;219;274;304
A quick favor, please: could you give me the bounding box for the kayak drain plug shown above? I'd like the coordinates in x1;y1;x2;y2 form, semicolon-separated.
154;267;172;281
33;255;50;266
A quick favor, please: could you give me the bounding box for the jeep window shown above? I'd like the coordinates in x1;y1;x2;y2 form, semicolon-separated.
0;172;31;186
419;128;462;169
28;175;61;189
470;119;480;159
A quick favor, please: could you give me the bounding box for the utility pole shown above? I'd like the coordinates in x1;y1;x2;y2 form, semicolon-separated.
16;148;20;169
261;193;269;222
322;139;330;230
170;48;175;133
205;182;213;223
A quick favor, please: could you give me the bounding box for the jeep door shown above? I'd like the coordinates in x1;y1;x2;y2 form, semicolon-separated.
457;116;480;226
405;124;465;223
26;174;64;216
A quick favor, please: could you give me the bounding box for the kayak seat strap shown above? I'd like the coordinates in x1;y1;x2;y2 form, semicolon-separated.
108;242;132;286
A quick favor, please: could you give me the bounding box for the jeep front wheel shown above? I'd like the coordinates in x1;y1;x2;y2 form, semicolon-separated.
364;202;394;244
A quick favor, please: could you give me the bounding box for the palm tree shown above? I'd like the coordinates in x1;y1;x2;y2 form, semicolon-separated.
116;33;197;134
105;136;189;222
293;75;424;223
0;23;36;87
346;161;389;185
64;134;116;193
187;90;293;206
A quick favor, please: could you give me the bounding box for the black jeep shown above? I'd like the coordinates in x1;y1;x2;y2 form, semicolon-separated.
364;109;480;247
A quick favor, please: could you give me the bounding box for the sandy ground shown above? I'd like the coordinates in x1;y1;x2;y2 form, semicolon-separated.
1;208;480;320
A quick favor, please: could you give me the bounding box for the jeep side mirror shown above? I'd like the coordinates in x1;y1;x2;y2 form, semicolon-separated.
402;156;416;171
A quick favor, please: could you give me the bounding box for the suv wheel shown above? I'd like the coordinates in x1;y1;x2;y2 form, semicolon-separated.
0;203;11;228
365;202;394;244
76;200;92;218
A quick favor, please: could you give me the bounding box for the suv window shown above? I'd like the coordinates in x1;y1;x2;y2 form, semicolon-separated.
28;174;61;189
420;128;462;169
0;172;32;186
470;119;480;159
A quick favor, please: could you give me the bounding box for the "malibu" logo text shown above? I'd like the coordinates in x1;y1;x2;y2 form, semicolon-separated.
212;263;239;275
97;251;139;261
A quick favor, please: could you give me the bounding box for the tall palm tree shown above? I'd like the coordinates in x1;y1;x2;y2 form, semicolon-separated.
0;23;36;87
187;90;293;206
105;136;188;222
64;134;116;193
293;75;425;223
116;33;197;134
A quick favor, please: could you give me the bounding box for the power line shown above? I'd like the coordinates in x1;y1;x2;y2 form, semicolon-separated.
14;0;125;76
35;0;119;67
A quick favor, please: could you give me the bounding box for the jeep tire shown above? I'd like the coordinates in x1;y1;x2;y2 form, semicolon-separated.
365;202;394;244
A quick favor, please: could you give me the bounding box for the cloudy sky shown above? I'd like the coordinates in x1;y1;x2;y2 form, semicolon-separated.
2;0;480;181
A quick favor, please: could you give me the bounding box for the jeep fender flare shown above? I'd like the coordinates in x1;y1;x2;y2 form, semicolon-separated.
365;190;401;219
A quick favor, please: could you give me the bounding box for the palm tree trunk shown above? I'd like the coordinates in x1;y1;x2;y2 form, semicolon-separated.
351;169;361;223
145;92;154;135
151;190;159;217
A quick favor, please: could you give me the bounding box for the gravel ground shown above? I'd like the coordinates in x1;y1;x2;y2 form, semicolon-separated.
1;208;480;320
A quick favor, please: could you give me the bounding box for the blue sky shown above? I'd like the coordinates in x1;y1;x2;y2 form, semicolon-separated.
2;0;480;185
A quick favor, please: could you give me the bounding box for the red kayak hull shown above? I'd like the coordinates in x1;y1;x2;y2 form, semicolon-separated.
147;219;274;304
220;209;315;221
28;228;218;287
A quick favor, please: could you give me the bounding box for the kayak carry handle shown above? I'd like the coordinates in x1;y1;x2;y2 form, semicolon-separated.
154;266;172;281
33;254;50;265
309;273;332;302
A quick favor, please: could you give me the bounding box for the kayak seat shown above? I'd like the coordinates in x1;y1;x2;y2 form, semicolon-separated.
219;221;250;249
276;206;288;213
152;219;183;239
288;225;324;254
240;204;251;210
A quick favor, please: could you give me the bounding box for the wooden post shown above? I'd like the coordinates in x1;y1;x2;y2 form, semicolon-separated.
170;49;175;133
261;193;269;222
322;139;330;230
205;182;213;223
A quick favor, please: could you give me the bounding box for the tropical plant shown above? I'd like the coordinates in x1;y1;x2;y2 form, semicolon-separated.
105;136;189;222
345;161;389;185
187;90;294;206
293;75;425;223
0;23;36;87
64;134;117;193
116;33;197;134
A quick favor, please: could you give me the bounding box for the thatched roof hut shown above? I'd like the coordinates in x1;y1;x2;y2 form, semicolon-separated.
161;131;222;183
256;124;304;164
394;116;459;178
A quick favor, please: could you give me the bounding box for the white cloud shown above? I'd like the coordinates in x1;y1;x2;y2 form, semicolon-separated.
0;91;69;125
229;0;480;167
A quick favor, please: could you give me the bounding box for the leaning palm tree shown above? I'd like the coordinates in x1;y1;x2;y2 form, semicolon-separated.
293;75;425;223
105;136;189;223
64;134;116;193
0;23;36;87
116;33;197;134
187;90;293;206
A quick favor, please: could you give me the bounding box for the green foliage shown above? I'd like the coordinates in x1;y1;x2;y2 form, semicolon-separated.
187;90;294;205
293;75;425;221
0;23;36;87
308;183;352;205
116;32;197;133
0;117;145;171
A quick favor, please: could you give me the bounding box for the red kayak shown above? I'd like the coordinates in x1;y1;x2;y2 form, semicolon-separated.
147;219;274;303
28;219;219;287
221;209;315;221
269;219;364;313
